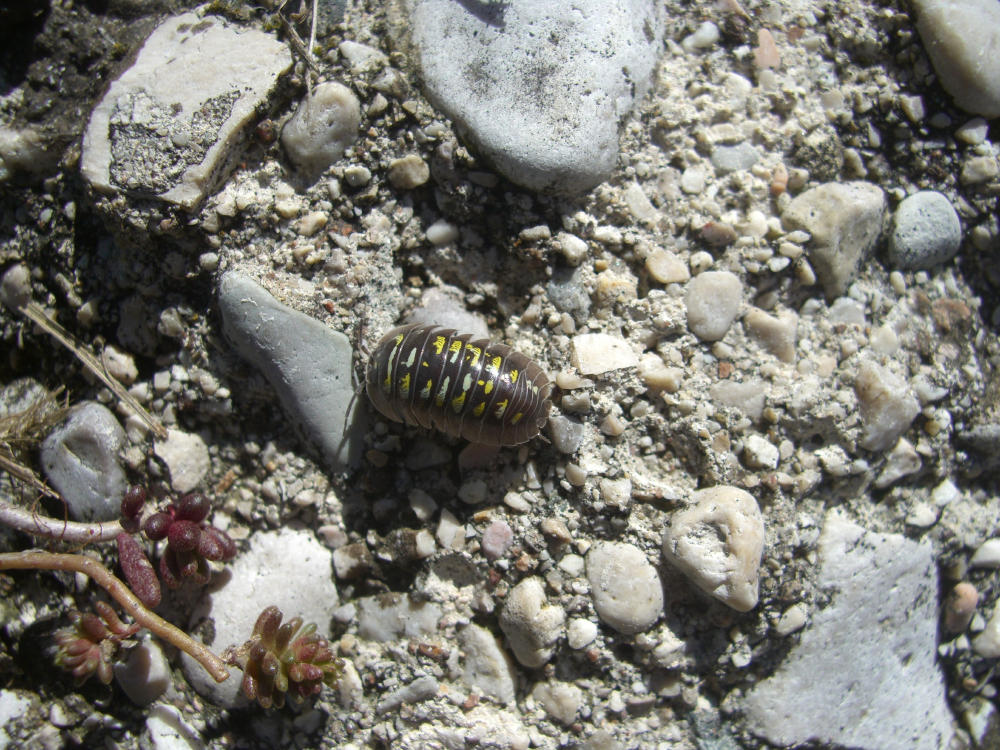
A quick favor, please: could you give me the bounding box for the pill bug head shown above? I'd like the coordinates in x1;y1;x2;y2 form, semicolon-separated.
365;323;552;446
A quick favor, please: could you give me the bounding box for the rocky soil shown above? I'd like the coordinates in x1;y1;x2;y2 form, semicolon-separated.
1;0;999;748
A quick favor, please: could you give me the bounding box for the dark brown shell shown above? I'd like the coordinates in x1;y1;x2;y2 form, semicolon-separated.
365;324;552;446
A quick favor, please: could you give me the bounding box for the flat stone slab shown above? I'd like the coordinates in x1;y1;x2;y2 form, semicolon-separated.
742;511;953;750
217;272;363;472
395;0;664;194
81;9;291;209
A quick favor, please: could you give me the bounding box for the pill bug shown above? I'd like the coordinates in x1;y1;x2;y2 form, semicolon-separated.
365;323;553;446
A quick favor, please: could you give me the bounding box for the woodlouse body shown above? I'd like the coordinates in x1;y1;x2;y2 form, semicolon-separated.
365;324;553;446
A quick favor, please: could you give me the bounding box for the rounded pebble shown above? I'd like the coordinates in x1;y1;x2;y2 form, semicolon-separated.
498;577;565;667
114;637;171;705
943;582;978;633
661;486;765;612
153;429;210;494
645;249;690;284
685;271;743;341
586;542;663;634
40;402;127;522
531;681;582;725
387;154;430;189
571;333;639;375
482;520;514;561
887;191;961;269
281;82;361;180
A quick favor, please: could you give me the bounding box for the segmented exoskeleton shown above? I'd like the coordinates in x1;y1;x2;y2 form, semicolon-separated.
365;324;552;446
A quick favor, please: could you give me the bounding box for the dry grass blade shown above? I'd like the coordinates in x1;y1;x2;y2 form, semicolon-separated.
18;302;167;439
0;385;67;500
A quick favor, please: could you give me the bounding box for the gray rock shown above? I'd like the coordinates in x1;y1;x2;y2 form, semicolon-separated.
281;82;361;182
217;272;363;472
854;360;920;452
685;271;743;342
782;181;887;298
499;577;565;667
377;675;439;714
547;414;585;455
396;0;664;193
357;594;442;642
406;286;490;340
887;190;962;269
586;542;663;634
547;266;592;325
710;143;760;174
459;624;517;704
742;511;953;750
114;637;170;706
81;9;292;208
181;528;338;707
40;402;127;522
153;429;210;493
911;0;1000;118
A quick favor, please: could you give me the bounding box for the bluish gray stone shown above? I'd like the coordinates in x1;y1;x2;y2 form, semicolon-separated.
742;511;953;750
217;272;363;471
40;401;127;522
711;143;760;174
397;0;665;193
887;190;961;269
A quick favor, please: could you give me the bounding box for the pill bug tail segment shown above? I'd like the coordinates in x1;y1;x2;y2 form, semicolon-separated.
364;323;553;446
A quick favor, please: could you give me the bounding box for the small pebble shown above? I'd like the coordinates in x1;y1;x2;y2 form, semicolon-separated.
680;166;706;194
875;438;922;488
114;638;171;705
586;542;663;634
532;681;582;726
887;191;961;270
711;143;759;174
571;333;638;375
437;509;465;550
662;486;765;612
547;414;585;454
566;618;598;649
744;307;797;363
970;539;1000;569
0;264;30;310
459;624;516;705
556;232;588;265
955;117;989;145
425;219;459;245
743;434;779;470
775;603;809;636
854;361;920;452
387;154;430;189
40;402;127;522
499;577;565;667
781;181;886;297
482;520;514;561
682;21;720;51
101;344;139;385
944;582;979;633
645;249;690;284
973;604;1000;658
154;429;210;494
281;82;361;180
685;271;743;341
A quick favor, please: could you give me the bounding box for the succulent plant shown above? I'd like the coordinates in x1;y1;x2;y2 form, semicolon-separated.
53;601;140;685
141;491;237;588
225;606;343;709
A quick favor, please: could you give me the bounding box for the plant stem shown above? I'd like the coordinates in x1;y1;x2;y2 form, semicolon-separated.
0;499;124;543
0;550;230;683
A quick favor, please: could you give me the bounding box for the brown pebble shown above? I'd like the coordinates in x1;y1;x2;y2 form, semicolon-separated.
944;582;978;633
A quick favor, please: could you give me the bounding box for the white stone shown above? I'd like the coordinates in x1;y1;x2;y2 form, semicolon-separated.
742;511;953;750
743;434;780;470
401;0;665;193
744;307;797;363
781;182;887;298
154;429;210;494
282;82;361;180
973;604;1000;658
81;10;291;208
854;361;920;452
143;704;204;750
460;624;517;705
566;618;599;649
571;333;639;375
645;249;690;284
114;637;171;705
181;529;338;706
911;0;1000;117
685;271;743;341
0;690;32;750
498;577;565;667
970;539;1000;569
774;603;808;636
531;681;582;725
662;486;765;612
586;542;663;634
874;438;922;488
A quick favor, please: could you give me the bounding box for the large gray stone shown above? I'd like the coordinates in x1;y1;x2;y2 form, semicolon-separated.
40;402;127;522
217;272;363;472
394;0;664;193
742;511;953;750
911;0;1000;118
81;9;291;208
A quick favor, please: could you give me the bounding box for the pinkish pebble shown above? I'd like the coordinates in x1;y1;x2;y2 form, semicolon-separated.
482;520;514;561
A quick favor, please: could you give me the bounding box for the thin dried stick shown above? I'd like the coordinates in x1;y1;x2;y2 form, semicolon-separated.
0;499;123;543
0;550;230;683
0;454;61;500
17;302;167;440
